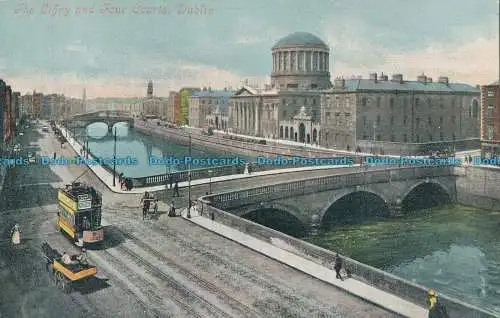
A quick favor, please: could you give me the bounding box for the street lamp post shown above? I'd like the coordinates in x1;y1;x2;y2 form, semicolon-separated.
113;127;117;187
187;134;192;218
373;123;377;154
208;169;213;194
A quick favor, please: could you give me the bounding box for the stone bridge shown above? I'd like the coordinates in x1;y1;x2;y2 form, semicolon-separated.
67;110;134;133
204;166;458;234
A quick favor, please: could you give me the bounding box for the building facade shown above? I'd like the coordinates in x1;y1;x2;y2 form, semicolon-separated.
480;81;500;157
229;31;481;154
0;81;14;145
179;87;200;125
168;91;180;123
12;92;20;123
32;91;42;118
188;87;234;129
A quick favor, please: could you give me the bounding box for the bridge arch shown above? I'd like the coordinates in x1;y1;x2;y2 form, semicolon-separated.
401;179;452;211
238;202;308;236
319;188;390;227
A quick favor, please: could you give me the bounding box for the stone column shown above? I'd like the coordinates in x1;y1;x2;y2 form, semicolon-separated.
286;51;291;71
302;51;306;71
294;51;298;71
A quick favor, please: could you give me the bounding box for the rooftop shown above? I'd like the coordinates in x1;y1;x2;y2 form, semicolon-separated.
272;32;328;50
191;90;235;98
330;77;479;93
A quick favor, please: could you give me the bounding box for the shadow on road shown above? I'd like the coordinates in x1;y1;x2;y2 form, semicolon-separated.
71;276;111;295
85;225;125;251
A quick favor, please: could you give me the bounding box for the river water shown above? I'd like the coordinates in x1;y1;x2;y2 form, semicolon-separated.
81;123;500;314
305;204;500;315
76;123;248;177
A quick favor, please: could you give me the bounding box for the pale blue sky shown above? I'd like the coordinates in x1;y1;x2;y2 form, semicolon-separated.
0;0;498;97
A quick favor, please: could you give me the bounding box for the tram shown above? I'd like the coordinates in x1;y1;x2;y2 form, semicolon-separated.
57;182;104;246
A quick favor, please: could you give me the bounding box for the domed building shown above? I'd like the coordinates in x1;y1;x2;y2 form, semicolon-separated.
271;32;332;90
228;32;328;142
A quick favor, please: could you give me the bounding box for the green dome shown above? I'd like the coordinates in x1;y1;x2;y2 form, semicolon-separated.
272;32;328;49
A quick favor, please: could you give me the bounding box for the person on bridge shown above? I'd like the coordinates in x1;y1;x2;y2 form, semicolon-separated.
173;181;180;197
141;192;151;220
334;253;343;280
427;289;449;318
11;224;21;245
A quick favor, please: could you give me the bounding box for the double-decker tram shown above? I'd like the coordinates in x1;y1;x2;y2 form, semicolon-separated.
57;182;104;247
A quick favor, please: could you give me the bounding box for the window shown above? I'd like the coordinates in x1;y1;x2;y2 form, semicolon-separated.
363;116;367;125
376;97;381;107
440;132;444;140
429;134;433;141
416;117;420;126
487;125;494;139
345;112;350;117
312;98;316;105
390;98;394;109
283;110;287;117
488;107;493;118
376;135;381;141
488;91;495;97
325;112;331;118
472;99;479;118
362;97;367;106
452;133;456;140
403;133;407;142
403;116;408;125
415;98;420;107
391;134;396;142
428;116;432;125
376;115;381;125
390;116;394;124
452;116;456;124
416;135;420;143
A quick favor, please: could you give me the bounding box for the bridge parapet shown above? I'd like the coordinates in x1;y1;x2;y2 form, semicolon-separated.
209;166;457;210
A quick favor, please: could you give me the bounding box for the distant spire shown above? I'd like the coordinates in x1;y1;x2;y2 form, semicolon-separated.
147;80;153;98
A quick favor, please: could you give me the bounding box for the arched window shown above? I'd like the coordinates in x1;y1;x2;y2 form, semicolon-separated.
471;99;479;118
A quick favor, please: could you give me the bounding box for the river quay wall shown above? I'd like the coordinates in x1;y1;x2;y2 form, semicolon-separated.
135;121;363;161
455;166;500;210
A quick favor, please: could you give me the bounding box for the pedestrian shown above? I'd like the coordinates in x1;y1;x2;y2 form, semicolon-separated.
334;253;343;280
427;289;449;318
173;181;179;197
168;174;173;189
141;192;150;220
53;152;56;160
169;201;176;217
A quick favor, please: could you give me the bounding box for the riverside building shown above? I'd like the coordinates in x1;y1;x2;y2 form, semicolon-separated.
480;81;500;158
227;31;481;155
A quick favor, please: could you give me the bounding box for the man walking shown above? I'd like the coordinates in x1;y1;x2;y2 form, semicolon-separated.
334;253;343;280
173;181;180;197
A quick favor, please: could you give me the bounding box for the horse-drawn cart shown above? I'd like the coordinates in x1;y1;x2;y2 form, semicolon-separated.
42;242;97;292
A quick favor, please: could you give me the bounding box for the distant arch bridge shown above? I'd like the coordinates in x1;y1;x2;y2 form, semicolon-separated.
65;110;134;133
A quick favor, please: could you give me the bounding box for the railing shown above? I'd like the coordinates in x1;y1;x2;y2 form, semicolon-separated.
206;166;457;209
197;195;497;318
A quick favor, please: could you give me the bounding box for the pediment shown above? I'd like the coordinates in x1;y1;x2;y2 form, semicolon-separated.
234;85;257;96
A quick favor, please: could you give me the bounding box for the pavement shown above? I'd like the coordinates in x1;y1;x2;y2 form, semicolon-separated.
180;208;428;318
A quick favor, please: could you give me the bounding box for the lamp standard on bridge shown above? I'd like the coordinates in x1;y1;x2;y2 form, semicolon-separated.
187;133;192;219
112;127;117;187
208;169;213;194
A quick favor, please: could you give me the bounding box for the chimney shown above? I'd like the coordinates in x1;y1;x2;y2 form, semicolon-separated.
438;76;449;85
380;73;388;81
427;77;433;83
391;74;403;83
334;77;345;88
369;73;377;81
417;73;427;83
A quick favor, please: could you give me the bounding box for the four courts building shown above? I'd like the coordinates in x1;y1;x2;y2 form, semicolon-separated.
227;32;480;155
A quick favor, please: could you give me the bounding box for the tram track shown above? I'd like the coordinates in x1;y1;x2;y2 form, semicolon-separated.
108;240;237;318
89;248;169;318
118;230;262;318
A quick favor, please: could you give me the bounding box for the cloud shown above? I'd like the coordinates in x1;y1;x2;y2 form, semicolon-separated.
332;36;499;85
65;42;87;53
6;62;269;98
